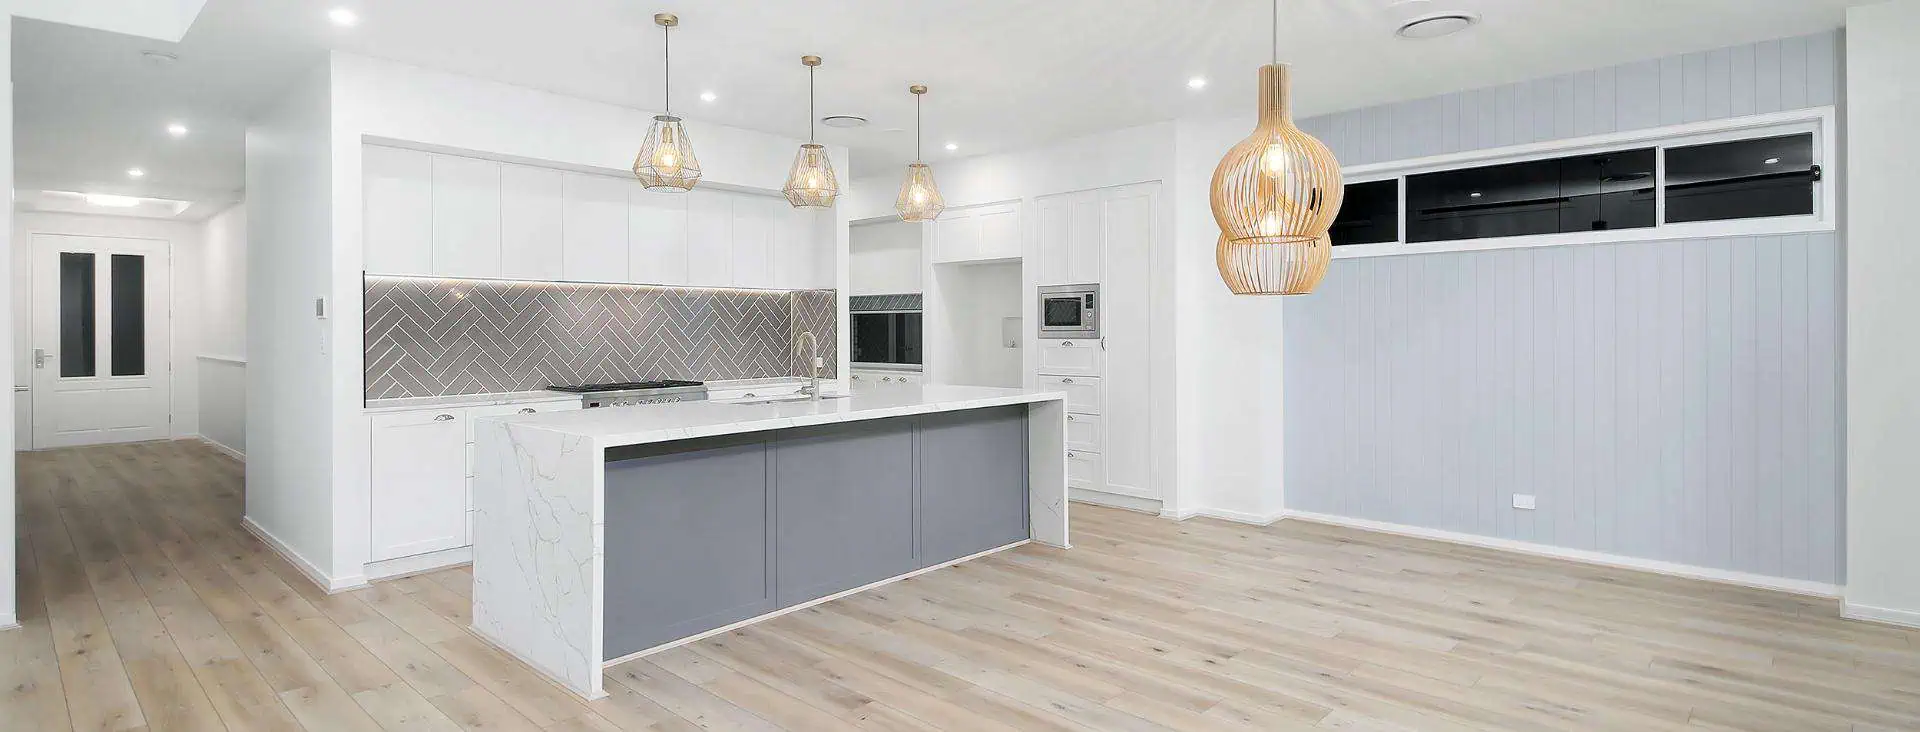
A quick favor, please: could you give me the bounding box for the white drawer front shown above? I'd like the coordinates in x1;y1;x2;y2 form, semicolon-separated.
1064;413;1102;453
1038;339;1101;377
1066;450;1104;492
1039;375;1101;414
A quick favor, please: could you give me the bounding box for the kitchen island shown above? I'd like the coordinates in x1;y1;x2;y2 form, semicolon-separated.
468;385;1070;700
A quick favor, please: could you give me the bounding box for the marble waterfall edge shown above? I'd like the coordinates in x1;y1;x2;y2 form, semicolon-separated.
471;420;608;699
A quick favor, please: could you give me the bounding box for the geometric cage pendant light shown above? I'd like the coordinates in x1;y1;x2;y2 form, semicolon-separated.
634;12;702;191
783;55;840;208
895;84;946;222
1210;0;1343;295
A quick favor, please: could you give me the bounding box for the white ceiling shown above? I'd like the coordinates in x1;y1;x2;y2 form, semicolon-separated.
14;0;1867;217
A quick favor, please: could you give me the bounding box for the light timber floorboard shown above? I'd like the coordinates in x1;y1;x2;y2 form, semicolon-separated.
4;440;1914;731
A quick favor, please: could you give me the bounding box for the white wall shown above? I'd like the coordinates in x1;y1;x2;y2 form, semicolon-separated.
850;220;922;296
199;204;246;456
245;62;339;585
1846;0;1920;626
1170;116;1288;524
308;52;846;584
10;211;207;446
929;262;1022;388
1;13;15;630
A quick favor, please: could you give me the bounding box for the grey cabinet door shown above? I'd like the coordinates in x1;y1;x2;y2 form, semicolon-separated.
918;406;1030;565
772;420;917;606
602;435;773;659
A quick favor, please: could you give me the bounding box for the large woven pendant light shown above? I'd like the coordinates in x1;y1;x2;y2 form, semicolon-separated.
783;55;839;208
1210;0;1343;295
895;85;945;222
634;12;702;191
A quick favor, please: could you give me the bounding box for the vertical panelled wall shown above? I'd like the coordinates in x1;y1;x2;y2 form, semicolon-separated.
1283;31;1845;585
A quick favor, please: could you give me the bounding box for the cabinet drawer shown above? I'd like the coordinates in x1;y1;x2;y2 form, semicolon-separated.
1037;339;1101;377
1038;375;1101;414
1066;450;1104;492
466;400;579;442
1064;413;1102;453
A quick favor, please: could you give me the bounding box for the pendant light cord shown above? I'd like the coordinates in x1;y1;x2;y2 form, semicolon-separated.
1272;0;1279;65
916;92;923;162
809;64;817;143
662;22;672;115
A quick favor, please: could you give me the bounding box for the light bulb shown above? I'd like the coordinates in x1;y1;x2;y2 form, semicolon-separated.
1260;143;1290;179
652;146;681;176
910;186;929;205
805;171;823;190
1258;210;1283;237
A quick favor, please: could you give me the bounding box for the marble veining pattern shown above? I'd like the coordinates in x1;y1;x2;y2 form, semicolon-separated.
471;420;606;699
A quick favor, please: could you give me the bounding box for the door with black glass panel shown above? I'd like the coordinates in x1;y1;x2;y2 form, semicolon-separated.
31;235;172;448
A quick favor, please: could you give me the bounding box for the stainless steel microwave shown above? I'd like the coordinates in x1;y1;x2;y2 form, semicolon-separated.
1038;284;1099;339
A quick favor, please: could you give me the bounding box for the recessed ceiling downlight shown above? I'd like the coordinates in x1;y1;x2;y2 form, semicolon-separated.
820;115;869;129
1396;11;1478;40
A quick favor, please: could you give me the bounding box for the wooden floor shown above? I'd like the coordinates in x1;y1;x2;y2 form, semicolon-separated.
3;441;1916;731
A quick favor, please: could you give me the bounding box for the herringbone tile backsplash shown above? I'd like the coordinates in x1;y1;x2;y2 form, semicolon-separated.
365;276;839;400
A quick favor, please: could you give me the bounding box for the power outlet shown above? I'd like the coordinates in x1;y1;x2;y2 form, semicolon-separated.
1512;494;1537;510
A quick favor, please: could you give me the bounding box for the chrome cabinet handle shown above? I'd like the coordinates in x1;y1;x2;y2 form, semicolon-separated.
1061;378;1074;384
519;408;536;414
1062;341;1074;347
434;414;455;422
1066;415;1076;421
1067;451;1078;459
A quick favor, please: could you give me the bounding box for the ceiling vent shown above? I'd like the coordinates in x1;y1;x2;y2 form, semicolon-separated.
1396;12;1478;40
820;115;869;129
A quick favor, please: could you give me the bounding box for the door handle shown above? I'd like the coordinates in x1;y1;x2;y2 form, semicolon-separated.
33;348;51;369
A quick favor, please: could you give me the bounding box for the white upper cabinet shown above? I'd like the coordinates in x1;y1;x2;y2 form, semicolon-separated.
686;189;734;287
562;173;630;282
430;155;503;279
975;204;1022;260
774;206;829;290
362;144;831;289
499;163;565;281
932;201;1019;264
628;184;689;286
1036;190;1102;284
363;146;433;275
730;194;775;289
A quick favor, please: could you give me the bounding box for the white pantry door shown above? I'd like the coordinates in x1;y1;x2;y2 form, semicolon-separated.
30;234;172;448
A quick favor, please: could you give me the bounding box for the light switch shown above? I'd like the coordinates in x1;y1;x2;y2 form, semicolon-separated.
1512;494;1537;510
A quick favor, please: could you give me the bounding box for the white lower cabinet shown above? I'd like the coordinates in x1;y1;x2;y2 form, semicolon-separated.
1037;339;1101;377
1065;450;1104;493
369;400;580;564
369;410;469;562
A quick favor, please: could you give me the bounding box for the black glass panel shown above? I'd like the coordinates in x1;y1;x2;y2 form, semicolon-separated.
851;313;893;364
110;254;146;376
1043;298;1083;327
1665;133;1816;224
1407;148;1656;243
1330;179;1399;246
895;313;922;365
59;252;96;378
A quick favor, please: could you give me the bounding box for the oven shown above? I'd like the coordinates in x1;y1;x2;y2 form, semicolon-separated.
1038;284;1099;340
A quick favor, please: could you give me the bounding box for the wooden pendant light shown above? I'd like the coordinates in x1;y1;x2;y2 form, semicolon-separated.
1209;2;1343;295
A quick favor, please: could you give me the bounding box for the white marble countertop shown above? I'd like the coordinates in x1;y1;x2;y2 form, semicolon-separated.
478;384;1066;448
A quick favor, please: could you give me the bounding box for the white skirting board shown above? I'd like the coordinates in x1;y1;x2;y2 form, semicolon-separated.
1284;510;1841;599
0;614;17;631
1843;603;1920;630
241;516;370;594
1070;489;1161;515
200;436;244;462
365;546;471;582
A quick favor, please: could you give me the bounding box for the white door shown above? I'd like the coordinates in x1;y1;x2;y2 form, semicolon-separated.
1100;183;1156;500
30;235;172;448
